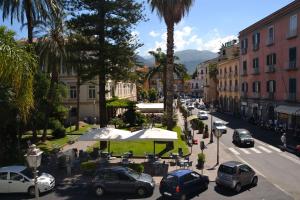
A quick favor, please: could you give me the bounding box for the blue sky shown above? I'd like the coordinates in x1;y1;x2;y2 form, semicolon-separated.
0;0;295;56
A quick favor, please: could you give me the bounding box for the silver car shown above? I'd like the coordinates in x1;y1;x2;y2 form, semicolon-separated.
215;161;258;193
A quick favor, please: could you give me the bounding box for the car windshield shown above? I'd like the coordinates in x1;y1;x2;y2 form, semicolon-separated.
215;122;224;126
219;165;236;175
126;168;140;180
240;132;251;138
199;112;206;114
163;175;178;186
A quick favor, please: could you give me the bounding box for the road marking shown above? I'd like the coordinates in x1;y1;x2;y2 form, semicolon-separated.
258;146;272;153
250;147;262;154
267;145;282;152
279;153;300;165
228;147;240;155
239;148;251;154
273;183;293;198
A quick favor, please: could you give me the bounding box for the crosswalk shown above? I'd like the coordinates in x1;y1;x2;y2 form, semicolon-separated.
228;145;282;155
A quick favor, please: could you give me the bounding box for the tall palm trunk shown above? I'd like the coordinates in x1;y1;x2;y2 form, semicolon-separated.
98;0;107;127
163;65;167;110
75;74;80;130
166;22;175;130
25;0;33;43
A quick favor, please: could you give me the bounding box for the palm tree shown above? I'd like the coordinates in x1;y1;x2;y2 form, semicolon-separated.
0;0;62;43
146;48;188;109
148;0;194;130
37;11;65;141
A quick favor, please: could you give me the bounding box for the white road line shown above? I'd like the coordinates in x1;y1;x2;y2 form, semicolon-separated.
228;147;240;155
258;146;272;153
279;153;300;165
273;183;294;198
267;145;282;152
250;147;262;154
239;148;251;154
234;154;266;178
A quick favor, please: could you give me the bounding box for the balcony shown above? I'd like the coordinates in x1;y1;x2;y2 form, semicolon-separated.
285;61;298;71
241;71;248;76
253;92;261;99
253;43;259;51
265;65;276;73
252;67;260;75
285;93;296;102
241;92;248;98
286;28;297;39
267;92;275;100
266;38;274;46
241;48;247;55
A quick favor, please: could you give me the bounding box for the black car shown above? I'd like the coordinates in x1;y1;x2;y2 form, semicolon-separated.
232;129;254;147
92;166;155;197
160;169;209;200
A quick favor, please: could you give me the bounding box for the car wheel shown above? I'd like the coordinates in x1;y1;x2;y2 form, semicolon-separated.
251;176;258;186
28;186;36;197
95;186;104;197
137;187;147;197
180;194;187;200
235;183;241;193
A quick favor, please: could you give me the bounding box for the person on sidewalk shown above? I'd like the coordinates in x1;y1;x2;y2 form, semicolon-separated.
281;132;287;151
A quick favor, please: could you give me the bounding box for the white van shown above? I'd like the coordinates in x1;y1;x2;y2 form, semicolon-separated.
0;166;55;196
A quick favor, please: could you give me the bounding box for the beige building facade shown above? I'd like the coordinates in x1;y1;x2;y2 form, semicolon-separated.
203;58;218;105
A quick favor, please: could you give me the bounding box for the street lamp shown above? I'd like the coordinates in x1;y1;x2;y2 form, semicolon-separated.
209;105;214;143
25;144;43;200
214;128;223;165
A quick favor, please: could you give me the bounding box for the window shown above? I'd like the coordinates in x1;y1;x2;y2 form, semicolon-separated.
253;58;259;68
222;49;226;55
234;65;238;74
266;53;276;66
289;47;297;62
243;61;247;73
289;78;297;93
182;173;198;184
252;81;261;93
267;80;276;93
252;32;260;50
201;70;203;74
242;82;248;92
88;86;96;99
289;14;297;33
0;172;7;180
10;173;23;181
268;26;274;43
69;86;77;99
195;83;199;89
241;38;248;54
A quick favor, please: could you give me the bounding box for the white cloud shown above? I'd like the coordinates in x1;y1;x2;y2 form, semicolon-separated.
143;27;237;55
149;30;160;37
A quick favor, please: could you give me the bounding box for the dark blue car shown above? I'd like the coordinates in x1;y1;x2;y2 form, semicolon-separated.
159;169;209;200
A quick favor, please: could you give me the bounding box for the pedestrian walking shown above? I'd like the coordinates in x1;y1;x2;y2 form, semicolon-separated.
281;132;287;150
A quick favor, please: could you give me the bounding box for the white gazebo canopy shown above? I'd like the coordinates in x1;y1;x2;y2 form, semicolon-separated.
136;103;164;113
127;128;178;141
78;127;132;141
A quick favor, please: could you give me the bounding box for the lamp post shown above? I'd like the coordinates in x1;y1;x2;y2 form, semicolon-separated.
209;105;214;143
69;106;72;132
25;145;43;200
214;128;222;165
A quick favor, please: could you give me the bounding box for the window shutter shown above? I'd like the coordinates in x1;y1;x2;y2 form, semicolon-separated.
245;38;248;48
273;54;276;65
266;55;269;65
252;82;255;92
273;81;276;92
246;83;248;92
258;82;261;92
266;81;269;92
257;32;260;43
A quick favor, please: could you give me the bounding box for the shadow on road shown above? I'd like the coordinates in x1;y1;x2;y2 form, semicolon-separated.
214;185;255;197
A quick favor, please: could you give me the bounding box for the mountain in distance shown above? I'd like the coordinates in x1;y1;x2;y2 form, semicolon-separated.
137;49;218;74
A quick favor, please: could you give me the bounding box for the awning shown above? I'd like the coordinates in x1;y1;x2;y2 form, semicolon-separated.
275;105;300;116
136;103;164;113
127;128;178;141
78;127;133;141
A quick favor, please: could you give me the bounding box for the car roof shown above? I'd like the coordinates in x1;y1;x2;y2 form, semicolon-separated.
98;166;127;172
0;166;26;173
235;129;250;134
221;161;243;167
168;169;193;177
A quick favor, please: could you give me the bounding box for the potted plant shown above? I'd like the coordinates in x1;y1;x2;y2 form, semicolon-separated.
203;125;209;139
197;153;206;169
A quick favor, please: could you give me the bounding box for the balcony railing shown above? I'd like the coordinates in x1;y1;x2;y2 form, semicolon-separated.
285;61;298;70
286;28;297;39
252;67;260;75
241;48;247;55
286;93;296;101
266;65;276;73
253;92;261;99
253;43;259;51
266;38;274;46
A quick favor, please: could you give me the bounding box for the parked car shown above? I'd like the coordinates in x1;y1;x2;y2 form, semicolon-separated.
212;120;227;134
232;129;254;147
160;169;209;200
187;104;194;110
92;166;155;197
215;161;258;193
197;111;208;120
0;166;55;196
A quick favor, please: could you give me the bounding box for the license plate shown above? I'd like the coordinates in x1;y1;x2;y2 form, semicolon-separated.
246;142;250;144
164;192;172;196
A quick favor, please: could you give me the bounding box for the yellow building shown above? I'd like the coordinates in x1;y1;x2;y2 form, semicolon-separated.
203;58;218;105
217;40;240;115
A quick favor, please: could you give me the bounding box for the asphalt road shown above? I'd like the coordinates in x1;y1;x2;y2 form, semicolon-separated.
191;107;300;200
0;177;293;200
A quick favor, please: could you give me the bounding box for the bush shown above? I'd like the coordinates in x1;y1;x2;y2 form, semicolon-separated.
162;112;177;128
49;119;62;130
123;108;136;126
197;153;206;162
128;163;144;173
136;112;147;126
80;161;97;171
52;126;66;138
110;117;125;128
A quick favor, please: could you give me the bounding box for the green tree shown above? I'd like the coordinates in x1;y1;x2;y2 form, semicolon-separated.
66;0;145;127
148;0;195;130
0;26;37;163
0;0;62;43
208;62;218;80
148;88;158;102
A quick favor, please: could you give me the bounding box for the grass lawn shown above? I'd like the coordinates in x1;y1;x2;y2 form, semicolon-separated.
87;126;189;157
